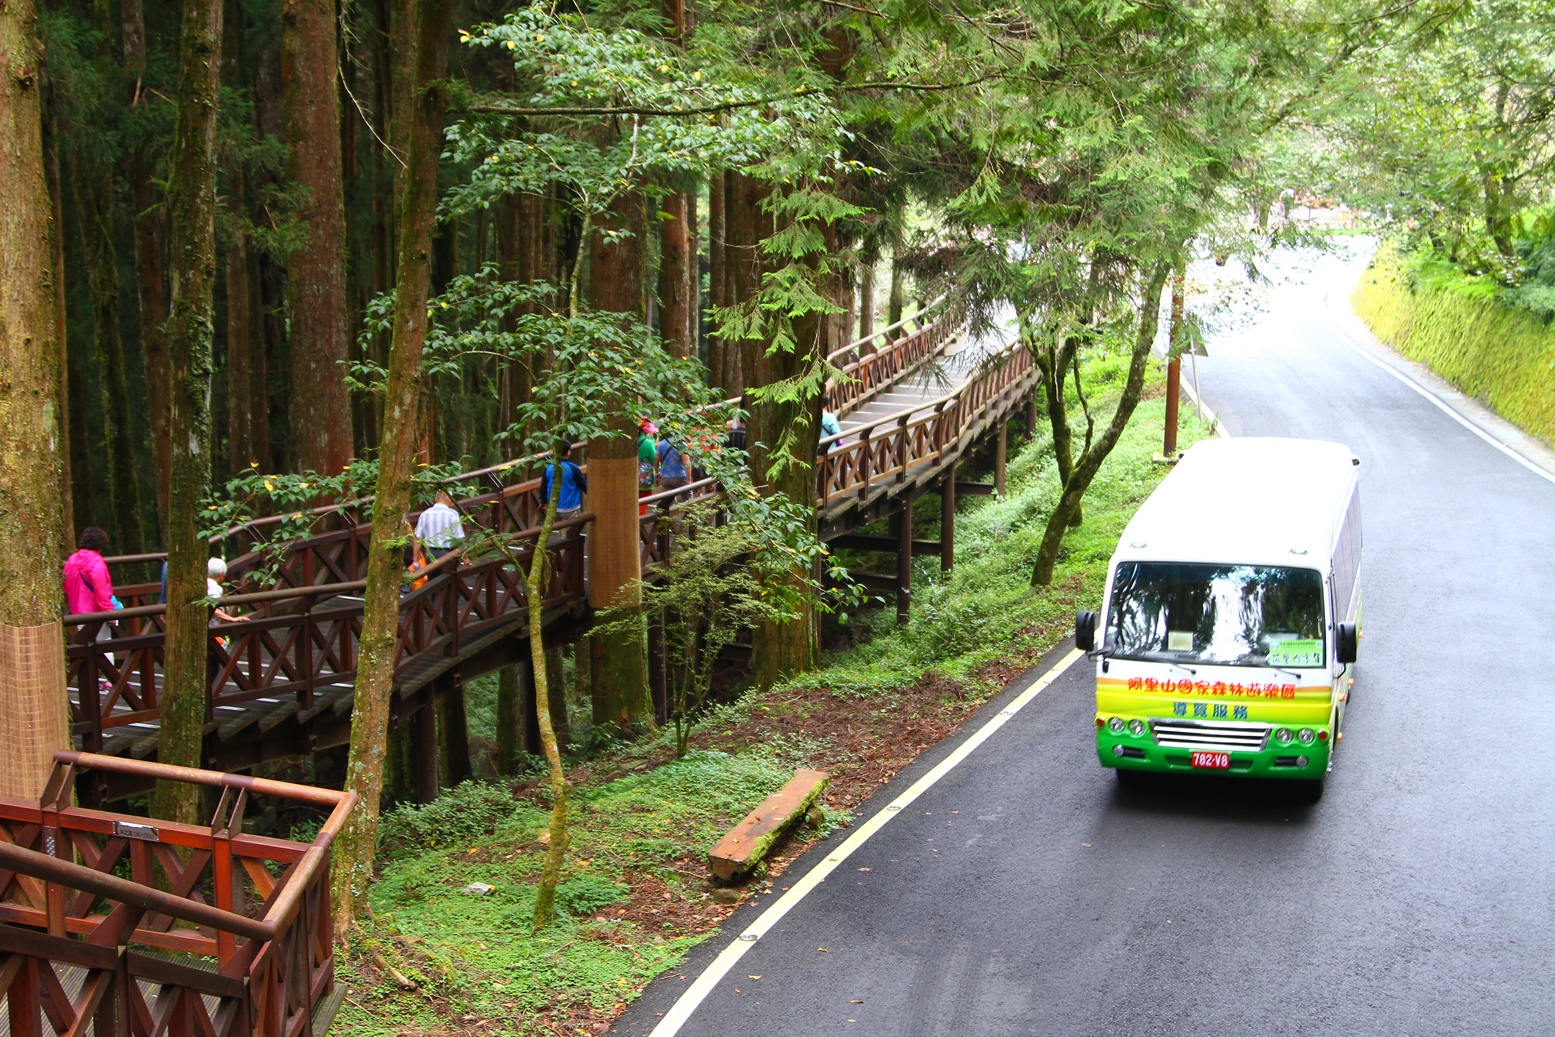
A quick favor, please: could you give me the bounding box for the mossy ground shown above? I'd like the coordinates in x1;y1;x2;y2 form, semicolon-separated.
332;362;1209;1037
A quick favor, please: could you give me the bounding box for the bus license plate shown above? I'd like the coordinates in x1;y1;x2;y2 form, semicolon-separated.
1191;751;1230;770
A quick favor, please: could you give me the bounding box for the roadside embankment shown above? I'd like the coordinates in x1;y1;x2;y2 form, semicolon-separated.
1352;245;1555;448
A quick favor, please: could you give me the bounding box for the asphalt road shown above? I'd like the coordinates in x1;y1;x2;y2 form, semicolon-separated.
614;247;1555;1036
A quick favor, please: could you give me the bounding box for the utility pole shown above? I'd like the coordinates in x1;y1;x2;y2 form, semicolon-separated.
1163;264;1185;458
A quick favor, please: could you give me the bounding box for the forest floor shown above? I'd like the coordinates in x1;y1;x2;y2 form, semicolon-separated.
330;365;1210;1037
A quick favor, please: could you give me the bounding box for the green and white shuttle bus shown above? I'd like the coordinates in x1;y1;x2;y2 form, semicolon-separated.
1076;438;1362;800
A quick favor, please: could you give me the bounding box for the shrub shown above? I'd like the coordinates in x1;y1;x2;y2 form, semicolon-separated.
376;781;520;862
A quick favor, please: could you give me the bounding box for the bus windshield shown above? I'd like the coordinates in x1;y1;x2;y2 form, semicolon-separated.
1105;562;1326;668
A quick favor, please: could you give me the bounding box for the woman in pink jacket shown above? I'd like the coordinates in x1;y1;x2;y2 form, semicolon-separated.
63;527;118;615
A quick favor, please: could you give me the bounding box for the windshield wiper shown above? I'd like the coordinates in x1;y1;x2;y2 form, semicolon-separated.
1267;665;1301;682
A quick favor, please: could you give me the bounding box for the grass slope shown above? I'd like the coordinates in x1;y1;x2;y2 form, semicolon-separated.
1353;244;1555;448
333;367;1208;1037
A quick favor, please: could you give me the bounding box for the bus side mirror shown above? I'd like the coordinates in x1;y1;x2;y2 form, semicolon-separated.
1075;610;1097;652
1336;622;1358;665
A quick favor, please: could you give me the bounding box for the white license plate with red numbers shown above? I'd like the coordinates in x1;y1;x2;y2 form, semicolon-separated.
1190;751;1231;770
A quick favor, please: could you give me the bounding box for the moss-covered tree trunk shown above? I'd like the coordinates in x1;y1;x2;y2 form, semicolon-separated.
332;0;452;929
0;0;72;799
1031;262;1170;586
529;477;569;928
70;151;145;554
730;173;823;686
281;0;353;476
586;193;651;733
123;0;170;537
152;0;223;825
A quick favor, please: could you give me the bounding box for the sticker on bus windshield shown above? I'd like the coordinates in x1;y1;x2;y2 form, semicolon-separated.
1166;631;1194;651
1267;638;1323;667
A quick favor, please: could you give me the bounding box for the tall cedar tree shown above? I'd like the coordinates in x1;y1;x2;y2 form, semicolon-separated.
72;0;145;554
586;192;653;732
0;0;72;799
153;0;223;824
123;0;171;534
281;0;353;475
334;0;454;928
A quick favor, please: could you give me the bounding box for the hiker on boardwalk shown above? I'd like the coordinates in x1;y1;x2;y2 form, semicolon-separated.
415;488;466;560
637;420;659;515
206;558;240;623
541;442;588;520
63;527;120;615
820;393;846;452
657;430;693;504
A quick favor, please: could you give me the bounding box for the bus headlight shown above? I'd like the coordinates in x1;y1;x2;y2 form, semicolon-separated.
1297;728;1316;744
1128;719;1145;737
1108;717;1126;734
1275;728;1294;745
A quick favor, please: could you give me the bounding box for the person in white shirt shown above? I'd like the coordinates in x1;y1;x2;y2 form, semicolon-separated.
415;489;465;560
207;557;239;623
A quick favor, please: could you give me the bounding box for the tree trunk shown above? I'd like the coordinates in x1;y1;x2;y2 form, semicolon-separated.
731;174;822;686
858;260;875;345
586;192;652;733
706;170;727;389
332;0;452;929
435;676;471;787
1031;262;1170;586
282;0;353;476
529;473;569;928
222;7;256;475
495;662;522;775
125;0;170;540
42;103;74;550
152;0;224;825
658;190;692;357
225;217;257;471
887;231;905;338
0;0;72;799
70;154;145;554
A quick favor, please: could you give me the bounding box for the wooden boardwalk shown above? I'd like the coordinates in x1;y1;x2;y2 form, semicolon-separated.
63;308;1038;802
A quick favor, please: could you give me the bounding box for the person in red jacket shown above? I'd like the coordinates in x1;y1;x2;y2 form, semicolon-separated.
63;527;118;615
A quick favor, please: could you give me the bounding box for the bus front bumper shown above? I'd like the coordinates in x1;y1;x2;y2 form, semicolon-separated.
1097;733;1330;780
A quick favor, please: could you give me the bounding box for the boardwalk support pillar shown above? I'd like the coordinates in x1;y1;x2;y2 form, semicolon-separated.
996;421;1008;497
895;499;912;626
940;465;956;573
413;689;437;803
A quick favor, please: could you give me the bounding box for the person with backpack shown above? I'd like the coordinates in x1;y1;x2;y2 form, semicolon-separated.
657;431;692;504
541;442;588;519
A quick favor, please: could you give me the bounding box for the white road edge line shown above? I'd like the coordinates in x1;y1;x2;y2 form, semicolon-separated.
647;645;1087;1037
1325;307;1555;488
1176;372;1230;439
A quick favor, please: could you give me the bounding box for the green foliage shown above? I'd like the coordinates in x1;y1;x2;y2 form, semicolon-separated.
376;782;523;863
786;369;1210;700
1353;245;1555;447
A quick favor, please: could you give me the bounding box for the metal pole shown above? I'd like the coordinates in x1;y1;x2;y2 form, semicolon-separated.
1164;265;1185;457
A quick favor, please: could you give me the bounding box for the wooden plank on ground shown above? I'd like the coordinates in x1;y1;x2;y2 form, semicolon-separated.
708;769;828;881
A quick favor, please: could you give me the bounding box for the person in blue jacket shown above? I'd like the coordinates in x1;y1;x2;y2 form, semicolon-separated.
541;442;588;519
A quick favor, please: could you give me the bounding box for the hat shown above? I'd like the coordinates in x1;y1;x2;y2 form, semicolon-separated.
207;557;229;578
640;419;659;435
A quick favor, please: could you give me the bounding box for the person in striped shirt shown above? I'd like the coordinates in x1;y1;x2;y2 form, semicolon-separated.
415;489;465;560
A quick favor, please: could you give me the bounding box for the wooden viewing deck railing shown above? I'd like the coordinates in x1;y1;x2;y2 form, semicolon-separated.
59;303;1030;794
0;752;353;1037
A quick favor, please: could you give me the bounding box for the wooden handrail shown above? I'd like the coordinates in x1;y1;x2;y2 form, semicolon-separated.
0;837;275;941
818;339;1024;449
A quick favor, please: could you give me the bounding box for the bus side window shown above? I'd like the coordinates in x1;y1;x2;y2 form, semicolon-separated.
1334;492;1361;613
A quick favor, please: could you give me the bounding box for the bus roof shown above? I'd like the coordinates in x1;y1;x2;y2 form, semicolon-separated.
1114;437;1358;569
